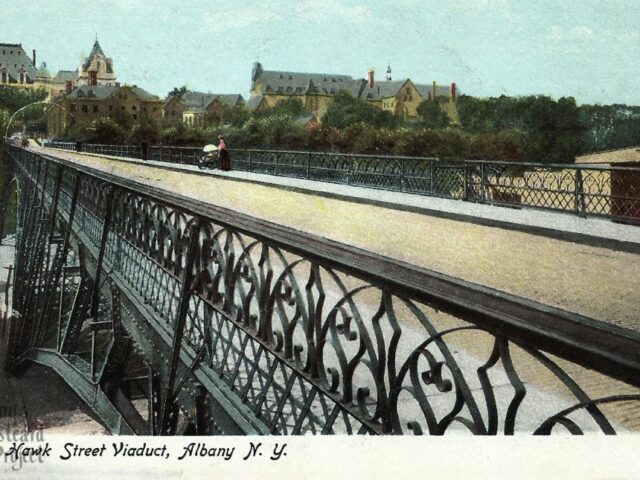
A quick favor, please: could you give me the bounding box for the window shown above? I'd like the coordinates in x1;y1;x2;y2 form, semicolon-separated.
82;104;88;113
93;105;99;112
133;114;137;120
121;106;125;110
132;105;137;111
143;107;147;112
109;105;113;111
1;72;6;84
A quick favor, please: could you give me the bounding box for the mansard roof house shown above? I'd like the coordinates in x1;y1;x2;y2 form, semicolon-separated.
0;43;38;85
248;62;459;122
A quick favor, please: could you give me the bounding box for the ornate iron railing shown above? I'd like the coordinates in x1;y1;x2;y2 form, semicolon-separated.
42;141;640;224
5;144;640;435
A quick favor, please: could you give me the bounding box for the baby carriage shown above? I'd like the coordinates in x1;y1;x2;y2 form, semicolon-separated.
197;144;218;170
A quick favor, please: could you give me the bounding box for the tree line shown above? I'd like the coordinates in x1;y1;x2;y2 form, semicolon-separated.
50;88;640;163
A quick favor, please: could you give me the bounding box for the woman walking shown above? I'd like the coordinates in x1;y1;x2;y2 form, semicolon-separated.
218;135;231;171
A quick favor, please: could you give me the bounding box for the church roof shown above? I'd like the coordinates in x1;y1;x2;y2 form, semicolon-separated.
82;40;110;71
361;80;411;100
0;44;37;82
52;70;79;84
415;83;454;99
253;66;359;95
36;62;52;79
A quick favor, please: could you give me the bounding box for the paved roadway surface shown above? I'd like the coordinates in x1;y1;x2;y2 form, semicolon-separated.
39;146;640;332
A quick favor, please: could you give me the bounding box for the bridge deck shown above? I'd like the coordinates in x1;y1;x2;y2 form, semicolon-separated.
37;145;640;334
37;145;640;332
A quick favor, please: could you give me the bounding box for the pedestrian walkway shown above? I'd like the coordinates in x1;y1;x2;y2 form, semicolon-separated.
51;146;640;252
38;146;640;332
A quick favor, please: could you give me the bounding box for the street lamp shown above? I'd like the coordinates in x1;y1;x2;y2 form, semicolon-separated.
4;99;77;142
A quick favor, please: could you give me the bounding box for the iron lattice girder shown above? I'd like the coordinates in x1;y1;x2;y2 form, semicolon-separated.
9;153;258;435
5;145;640;435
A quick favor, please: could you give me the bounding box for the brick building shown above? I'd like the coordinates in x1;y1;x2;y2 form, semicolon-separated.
47;84;163;137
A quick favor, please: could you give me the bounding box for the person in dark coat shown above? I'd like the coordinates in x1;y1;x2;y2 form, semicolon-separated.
218;135;231;171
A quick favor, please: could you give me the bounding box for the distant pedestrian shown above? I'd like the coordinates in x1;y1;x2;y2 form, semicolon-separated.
218;135;231;171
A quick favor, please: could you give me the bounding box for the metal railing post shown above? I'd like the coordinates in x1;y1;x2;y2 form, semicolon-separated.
400;158;405;192
430;159;435;196
463;162;469;200
480;162;486;203
574;168;584;216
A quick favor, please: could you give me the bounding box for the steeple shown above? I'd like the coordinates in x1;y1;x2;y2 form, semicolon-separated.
386;64;392;82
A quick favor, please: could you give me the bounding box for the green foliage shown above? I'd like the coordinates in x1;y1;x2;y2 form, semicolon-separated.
456;94;582;162
579;104;640;152
416;100;450;128
0;86;47;112
258;98;307;119
322;91;398;129
168;86;188;99
129;118;160;145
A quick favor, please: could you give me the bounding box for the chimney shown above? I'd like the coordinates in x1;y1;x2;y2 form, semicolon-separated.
367;68;375;89
65;80;73;94
432;81;436;102
451;82;457;102
32;49;36;66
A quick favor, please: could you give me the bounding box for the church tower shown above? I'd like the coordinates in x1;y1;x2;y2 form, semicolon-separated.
386;64;392;82
77;38;117;87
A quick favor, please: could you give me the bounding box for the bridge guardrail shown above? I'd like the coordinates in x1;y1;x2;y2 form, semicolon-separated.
42;141;640;224
6;143;640;434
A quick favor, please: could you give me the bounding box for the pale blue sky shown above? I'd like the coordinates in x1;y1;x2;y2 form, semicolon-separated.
5;0;639;104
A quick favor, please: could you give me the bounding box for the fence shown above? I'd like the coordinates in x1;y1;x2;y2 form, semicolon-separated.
42;141;640;224
6;143;640;434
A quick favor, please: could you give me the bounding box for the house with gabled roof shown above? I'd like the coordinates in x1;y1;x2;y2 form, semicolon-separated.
163;90;245;126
